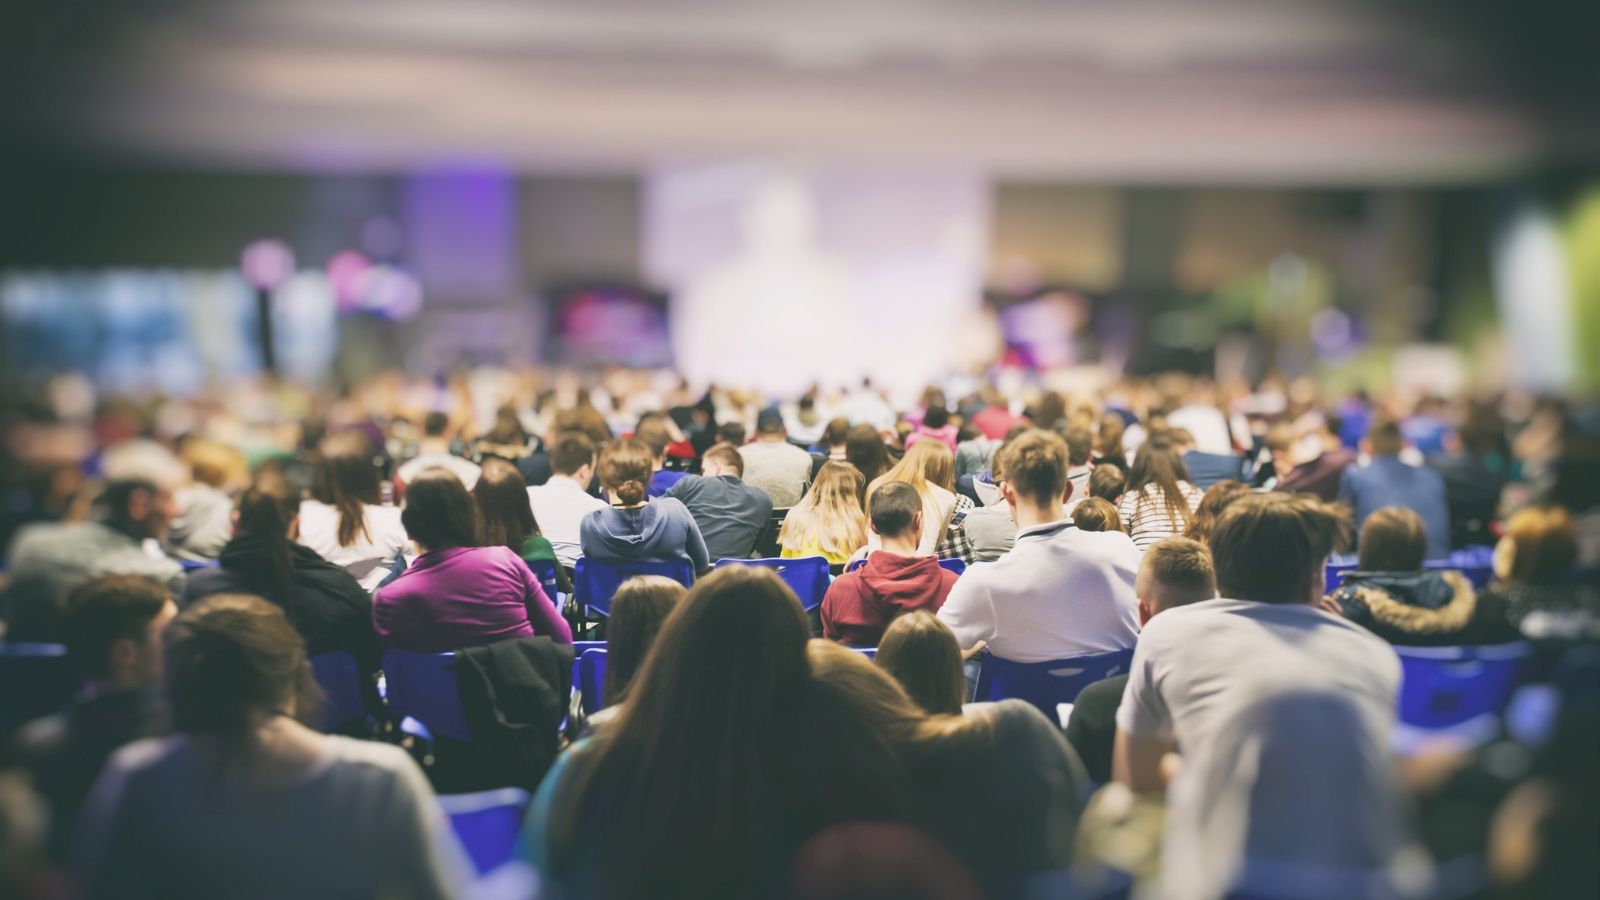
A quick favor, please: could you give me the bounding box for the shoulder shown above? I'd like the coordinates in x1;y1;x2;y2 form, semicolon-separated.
322;735;424;777
103;735;186;781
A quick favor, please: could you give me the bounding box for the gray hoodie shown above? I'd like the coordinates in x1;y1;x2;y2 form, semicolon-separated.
578;497;710;572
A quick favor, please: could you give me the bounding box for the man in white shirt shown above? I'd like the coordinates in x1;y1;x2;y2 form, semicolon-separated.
937;430;1141;662
1113;493;1417;900
737;409;814;508
526;432;606;568
395;412;481;496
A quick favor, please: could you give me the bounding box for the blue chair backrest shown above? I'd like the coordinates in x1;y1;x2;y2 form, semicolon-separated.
1325;553;1497;595
381;649;472;742
975;648;1136;720
851;647;877;660
714;556;830;610
0;643;82;729
573;558;695;617
1395;642;1531;730
309;651;367;732
437;788;533;875
577;648;608;716
938;558;966;576
178;558;220;572
525;559;561;599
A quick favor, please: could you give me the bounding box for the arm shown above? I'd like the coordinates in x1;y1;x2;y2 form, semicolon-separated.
1112;730;1170;793
1112;634;1173;793
683;508;711;573
522;569;573;644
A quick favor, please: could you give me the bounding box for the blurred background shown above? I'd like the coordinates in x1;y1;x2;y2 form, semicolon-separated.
1;0;1597;397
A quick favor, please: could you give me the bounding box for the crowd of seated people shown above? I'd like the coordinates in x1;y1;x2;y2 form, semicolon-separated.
0;366;1597;899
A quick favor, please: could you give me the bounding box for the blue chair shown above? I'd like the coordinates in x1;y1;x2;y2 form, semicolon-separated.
938;558;966;576
0;643;82;730
714;556;830;611
851;647;877;660
525;559;561;600
576;648;609;715
573;558;694;617
1325;553;1497;594
309;651;368;732
178;558;220;572
1395;642;1531;732
974;648;1136;720
438;788;533;875
382;649;471;742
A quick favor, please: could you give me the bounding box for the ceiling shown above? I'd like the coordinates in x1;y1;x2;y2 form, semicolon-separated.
5;0;1598;182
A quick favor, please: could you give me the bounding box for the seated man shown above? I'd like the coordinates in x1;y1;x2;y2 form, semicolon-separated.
1114;493;1414;900
665;443;774;562
738;409;814;509
634;414;689;499
822;483;959;647
394;411;481;496
1064;537;1216;783
1339;419;1450;559
526;431;607;569
4;442;187;642
938;430;1141;662
18;575;177;861
1170;427;1246;491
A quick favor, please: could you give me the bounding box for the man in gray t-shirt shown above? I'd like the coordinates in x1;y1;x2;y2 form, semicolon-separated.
1114;493;1419;900
666;443;774;562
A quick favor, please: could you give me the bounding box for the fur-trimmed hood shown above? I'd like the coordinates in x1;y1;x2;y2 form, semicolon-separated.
1330;570;1476;635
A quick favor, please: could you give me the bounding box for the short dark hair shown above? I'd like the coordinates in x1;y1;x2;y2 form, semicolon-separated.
401;468;481;550
423;411;450;437
716;422;747;446
1359;506;1427;572
1369;420;1404;456
100;479;162;528
703;442;745;478
1061;425;1093;466
549;431;598;477
993;429;1069;506
1210;493;1343;604
869;481;922;539
1088;462;1126;502
63;575;171;678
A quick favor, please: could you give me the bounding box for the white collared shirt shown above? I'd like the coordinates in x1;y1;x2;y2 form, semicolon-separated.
528;475;607;567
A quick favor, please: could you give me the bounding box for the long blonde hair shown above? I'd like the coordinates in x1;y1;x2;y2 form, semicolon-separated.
866;440;954;518
779;461;868;559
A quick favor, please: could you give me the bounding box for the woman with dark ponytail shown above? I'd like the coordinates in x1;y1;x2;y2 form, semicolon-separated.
298;433;409;591
184;481;379;674
578;438;710;571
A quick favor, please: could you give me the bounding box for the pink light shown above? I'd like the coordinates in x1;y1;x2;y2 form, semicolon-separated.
326;250;371;313
240;240;295;291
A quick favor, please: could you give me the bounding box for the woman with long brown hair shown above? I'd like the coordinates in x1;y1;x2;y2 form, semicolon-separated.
472;457;569;592
845;424;892;493
779;461;869;565
298;433;408;591
875;611;966;716
1117;443;1203;551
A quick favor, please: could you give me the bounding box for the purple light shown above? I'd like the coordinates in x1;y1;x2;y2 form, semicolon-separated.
240;240;295;291
326;250;371;314
359;264;423;321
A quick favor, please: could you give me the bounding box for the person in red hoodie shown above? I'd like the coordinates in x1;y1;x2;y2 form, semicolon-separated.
822;482;959;647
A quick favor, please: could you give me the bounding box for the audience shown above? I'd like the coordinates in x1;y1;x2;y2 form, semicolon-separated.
1117;443;1204;551
661;442;771;562
1114;493;1417;900
905;403;959;453
375;468;570;652
394;411;481;495
866;440;960;556
875;611;967;716
599;575;685;710
527;431;608;569
822;483;959;647
1064;538;1215;783
473;458;567;593
739;409;814;508
4;443;186;642
1340;419;1451;560
1170;426;1246;491
185;484;379;671
1087;462;1126;506
74;594;466;899
818;417;852;462
1182;478;1252;542
778;460;869;564
1059;424;1096;504
1275;414;1354;501
845;423;893;489
298;434;409;591
1484;505;1597;639
939;430;1141;661
1093;412;1128;471
17;576;177;861
632;414;689;499
1071;497;1123;533
1326;506;1515;646
168;438;248;562
582;438;712;571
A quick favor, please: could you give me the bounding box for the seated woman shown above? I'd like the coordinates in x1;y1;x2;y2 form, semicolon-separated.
1327;506;1515;646
1481;505;1594;639
523;566;912;900
808;640;1085;900
1117;443;1203;551
473;457;571;594
74;594;467;900
597;575;686;713
374;468;571;652
185;483;379;673
875;611;966;716
578;438;710;572
298;434;409;591
864;440;961;557
777;461;868;565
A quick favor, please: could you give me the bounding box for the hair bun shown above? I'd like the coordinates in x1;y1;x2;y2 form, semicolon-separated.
615;479;647;505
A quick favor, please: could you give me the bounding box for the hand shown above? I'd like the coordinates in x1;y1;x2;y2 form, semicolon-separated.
1316;595;1346;616
960;640;988;662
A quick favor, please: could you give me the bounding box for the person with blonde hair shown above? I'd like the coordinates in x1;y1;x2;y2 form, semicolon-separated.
865;440;960;556
1484;505;1595;638
169;438;249;562
778;461;868;565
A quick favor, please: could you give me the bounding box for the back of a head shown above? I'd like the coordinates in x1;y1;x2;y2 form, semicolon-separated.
549;430;598;477
314;433;381;547
875;611;966;716
1071;497;1122;533
633;416;673;459
1126;444;1195;523
703;442;746;478
993;429;1069;507
1368;420;1404;457
604;575;688;705
757;408;787;437
1089;463;1125;503
1358;506;1427;572
1185;479;1251;542
1209;493;1343;605
1096;413;1125;456
400;468;481;551
183;438;248;491
717;421;748;446
598;438;653;505
473;457;537;549
1061;425;1093;467
1141;537;1218;612
165;593;322;737
869;482;924;542
63;575;172;681
822;417;852;448
846;425;890;482
922;405;950;430
1502;506;1578;586
895;440;954;492
423;411;451;439
234;484;300;604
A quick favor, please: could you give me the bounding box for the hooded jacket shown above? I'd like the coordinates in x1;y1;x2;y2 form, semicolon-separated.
1328;569;1516;647
578;498;711;572
822;551;959;647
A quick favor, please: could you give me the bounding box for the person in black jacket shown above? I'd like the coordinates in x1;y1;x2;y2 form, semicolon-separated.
183;482;380;675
